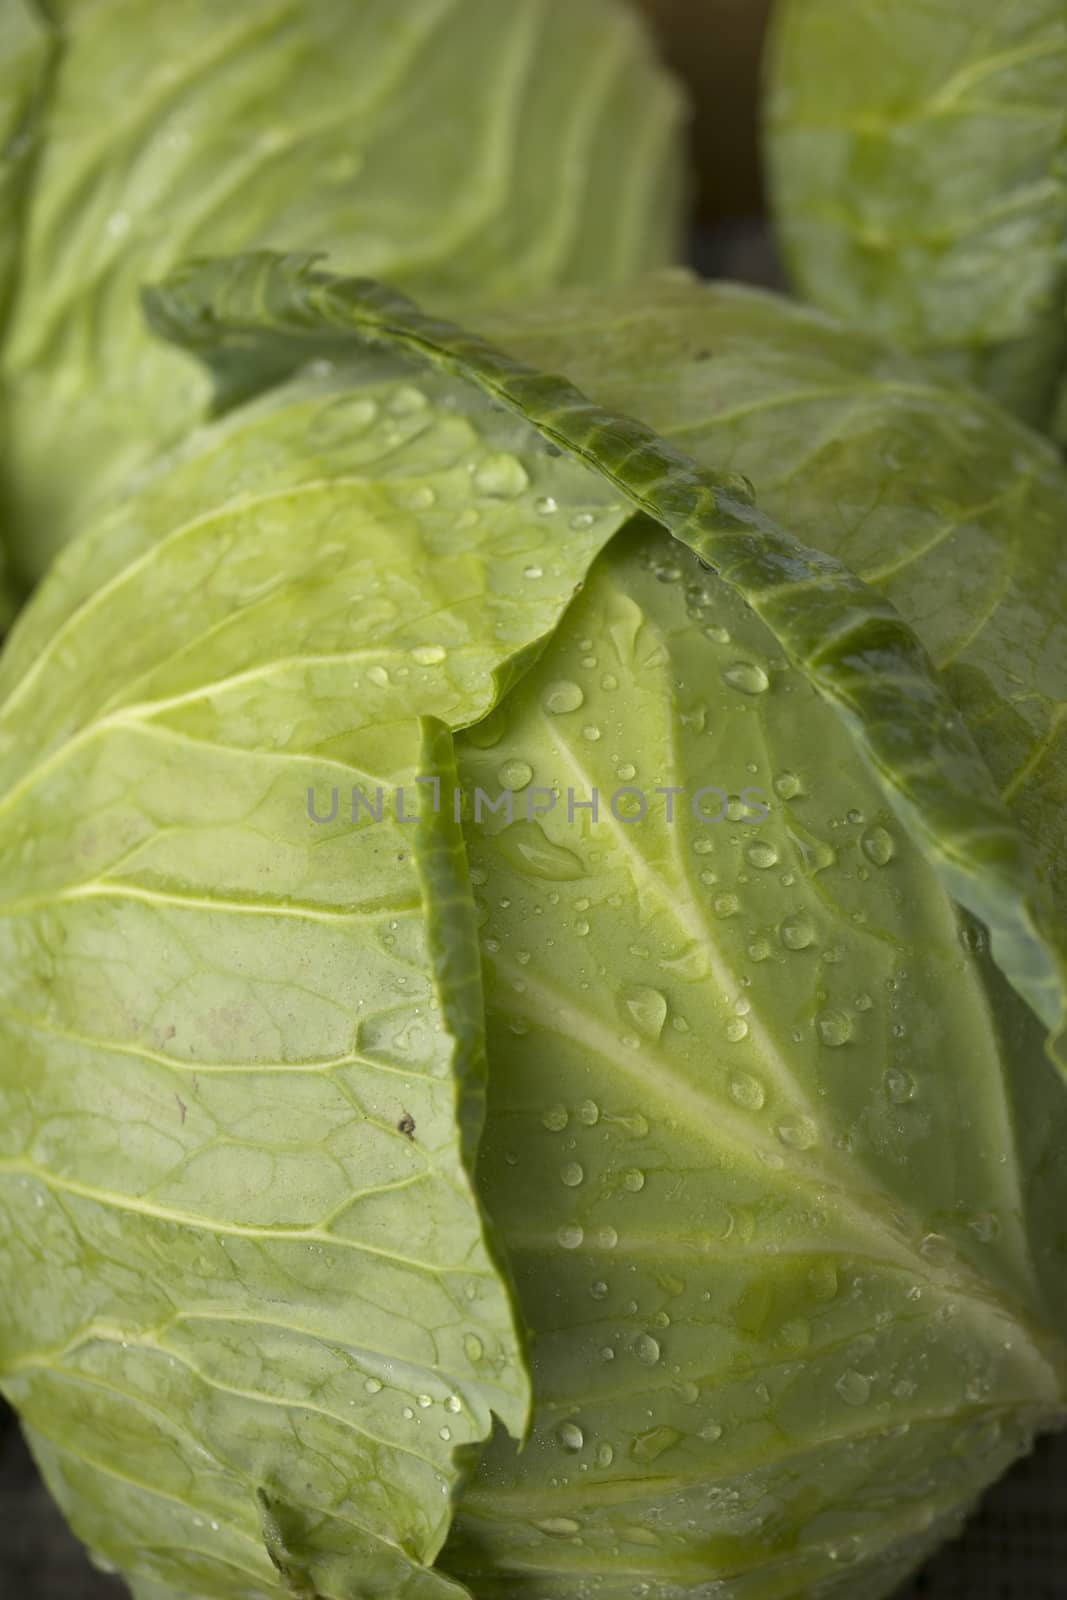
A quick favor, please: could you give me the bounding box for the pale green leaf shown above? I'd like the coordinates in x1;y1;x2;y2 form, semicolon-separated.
765;0;1067;429
0;0;684;586
0;353;632;1597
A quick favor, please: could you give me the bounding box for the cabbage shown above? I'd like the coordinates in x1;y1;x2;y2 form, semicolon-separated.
0;0;683;589
765;0;1067;432
0;253;1064;1600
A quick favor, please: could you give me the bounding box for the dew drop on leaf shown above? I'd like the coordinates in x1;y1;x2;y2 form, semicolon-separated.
473;453;529;498
536;1517;581;1537
557;1421;584;1452
861;825;896;866
542;680;585;714
835;1369;871;1406
779;913;815;950
633;1332;661;1365
883;1066;916;1104
745;841;779;869
729;1072;765;1110
619;985;668;1041
623;1168;646;1192
723;660;769;695
776;1116;818;1150
816;1009;853;1047
631;1425;682;1462
498;759;533;791
560;1162;585;1187
497;821;584;881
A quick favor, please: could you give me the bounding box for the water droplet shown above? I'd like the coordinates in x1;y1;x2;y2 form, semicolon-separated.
597;1225;619;1249
631;1425;682;1462
535;495;558;515
861;825;895;866
723;661;769;695
883;1066;915;1104
439;1426;452;1441
713;893;740;918
623;1168;646;1192
725;1016;749;1043
364;1377;383;1394
699;1420;723;1443
498;759;534;791
779;913;815;950
703;622;731;644
773;771;801;800
498;821;583;881
596;1442;615;1467
389;386;428;415
445;1395;462;1413
411;644;446;666
536;1517;581;1537
571;512;595;530
816;1009;852;1047
721;471;756;504
747;937;772;962
464;1333;484;1362
416;1393;433;1408
745;841;778;869
474;453;529;498
367;665;390;687
523;564;544;579
619;985;668;1041
836;1369;871;1406
403;485;437;510
582;724;602;742
633;1333;661;1366
543;680;585;715
542;1104;569;1131
808;1261;839;1302
578;1099;600;1125
590;1279;609;1300
729;1072;765;1110
557;1421;585;1452
776;1116;818;1151
557;1224;584;1249
561;1162;585;1188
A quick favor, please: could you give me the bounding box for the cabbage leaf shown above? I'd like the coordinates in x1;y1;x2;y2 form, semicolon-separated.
765;0;1067;431
0;350;631;1598
2;255;1066;1598
0;0;684;588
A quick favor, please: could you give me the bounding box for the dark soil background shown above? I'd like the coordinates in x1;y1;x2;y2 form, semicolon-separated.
3;4;1064;1596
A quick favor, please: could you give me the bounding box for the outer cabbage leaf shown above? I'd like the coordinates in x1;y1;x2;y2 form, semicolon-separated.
470;277;1067;1033
446;520;1067;1598
139;253;1067;1593
764;0;1067;430
0;0;684;587
0;353;633;1597
0;0;52;628
145;254;1067;1074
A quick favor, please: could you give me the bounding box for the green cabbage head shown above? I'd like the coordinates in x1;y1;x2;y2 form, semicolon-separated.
0;254;1064;1600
